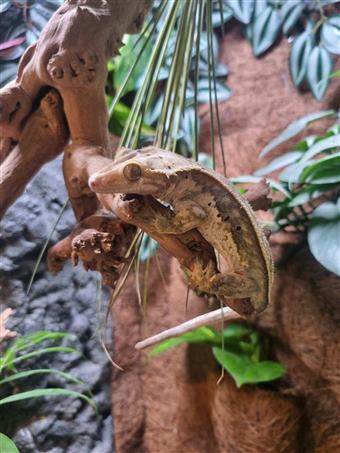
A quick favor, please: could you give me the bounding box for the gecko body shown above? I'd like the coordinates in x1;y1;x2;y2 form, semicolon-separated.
89;147;274;315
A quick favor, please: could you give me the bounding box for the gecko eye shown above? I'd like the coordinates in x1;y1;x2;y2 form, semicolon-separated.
123;163;142;181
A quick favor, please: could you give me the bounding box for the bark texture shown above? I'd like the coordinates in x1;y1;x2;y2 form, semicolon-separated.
0;0;152;284
111;26;340;453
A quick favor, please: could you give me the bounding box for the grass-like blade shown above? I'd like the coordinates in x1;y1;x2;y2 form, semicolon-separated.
0;368;84;386
0;388;97;411
27;198;68;295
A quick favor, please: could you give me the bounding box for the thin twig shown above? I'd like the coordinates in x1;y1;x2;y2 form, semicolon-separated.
135;306;241;350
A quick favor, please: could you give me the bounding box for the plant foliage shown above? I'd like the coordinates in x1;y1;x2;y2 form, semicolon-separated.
253;108;339;275
150;322;286;387
0;330;96;408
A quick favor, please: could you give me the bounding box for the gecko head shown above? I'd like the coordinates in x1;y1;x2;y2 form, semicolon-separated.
89;152;171;195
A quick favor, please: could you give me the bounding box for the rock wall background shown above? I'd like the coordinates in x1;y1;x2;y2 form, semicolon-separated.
0;157;114;453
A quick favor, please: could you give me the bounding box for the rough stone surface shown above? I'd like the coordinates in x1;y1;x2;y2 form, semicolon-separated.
0;157;114;453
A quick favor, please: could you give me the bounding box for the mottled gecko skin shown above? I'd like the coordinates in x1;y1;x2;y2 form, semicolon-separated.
89;147;274;315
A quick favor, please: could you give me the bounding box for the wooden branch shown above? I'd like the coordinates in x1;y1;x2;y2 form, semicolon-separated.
0;90;68;219
135;307;242;350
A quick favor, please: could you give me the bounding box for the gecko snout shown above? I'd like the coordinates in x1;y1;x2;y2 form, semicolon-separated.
88;175;99;191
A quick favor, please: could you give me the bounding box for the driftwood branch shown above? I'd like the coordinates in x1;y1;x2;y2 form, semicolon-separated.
135;306;242;350
0;90;68;218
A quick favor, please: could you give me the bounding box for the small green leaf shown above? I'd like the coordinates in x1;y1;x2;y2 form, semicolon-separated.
308;199;340;276
281;0;305;35
289;30;314;87
225;0;254;24
260;110;336;157
0;388;96;410
252;6;281;57
321;16;340;55
0;433;19;453
307;46;333;101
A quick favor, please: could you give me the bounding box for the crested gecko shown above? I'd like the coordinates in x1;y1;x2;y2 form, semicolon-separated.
89;147;274;315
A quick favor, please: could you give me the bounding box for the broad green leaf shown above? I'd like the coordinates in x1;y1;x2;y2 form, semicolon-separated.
225;0;254;24
251;6;281;57
289;31;314;87
321;16;340;55
307;46;333;101
0;388;96;410
212;347;286;387
255;151;303;176
212;347;251;387
238;361;286;386
0;368;84;387
281;0;305;35
308;199;340;276
0;433;19;453
300;134;340;161
260;110;336;157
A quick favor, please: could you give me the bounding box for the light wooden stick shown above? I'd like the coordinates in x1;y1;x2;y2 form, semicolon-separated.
135;306;242;350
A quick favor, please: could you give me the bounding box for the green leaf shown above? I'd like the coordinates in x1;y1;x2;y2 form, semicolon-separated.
11;347;79;366
222;323;253;340
0;433;20;453
251;6;281;57
300;134;340;161
287;184;338;207
113;34;153;94
149;326;221;357
259;110;336;157
308;199;340;276
321;16;340;55
281;0;305;35
212;347;286;387
0;388;96;410
225;0;254;24
255;151;303;176
280;161;311;184
238;361;287;386
289;30;314;87
0;368;84;387
300;152;340;182
196;79;231;103
307;46;333;101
